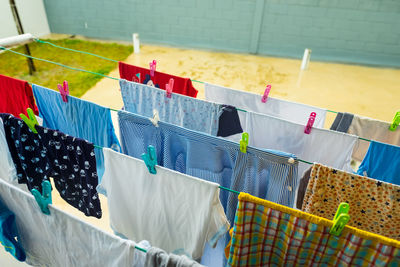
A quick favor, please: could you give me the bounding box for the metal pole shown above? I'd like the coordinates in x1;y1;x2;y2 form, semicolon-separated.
9;0;36;75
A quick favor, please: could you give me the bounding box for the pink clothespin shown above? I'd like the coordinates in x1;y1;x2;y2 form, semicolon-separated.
57;80;69;103
304;112;316;134
261;85;271;103
166;78;174;98
149;60;157;77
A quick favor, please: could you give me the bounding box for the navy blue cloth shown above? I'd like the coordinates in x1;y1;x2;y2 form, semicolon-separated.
32;84;121;182
0;114;102;218
330;112;354;132
0;199;25;262
143;74;160;88
217;105;243;137
357;141;400;185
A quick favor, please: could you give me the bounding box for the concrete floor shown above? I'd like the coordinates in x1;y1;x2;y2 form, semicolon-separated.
1;42;400;266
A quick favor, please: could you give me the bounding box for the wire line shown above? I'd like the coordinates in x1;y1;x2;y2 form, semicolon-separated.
34;39;119;63
1;46;374;146
0;46;119;81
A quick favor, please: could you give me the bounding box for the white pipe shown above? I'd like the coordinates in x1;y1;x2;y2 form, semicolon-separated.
300;48;312;70
133;33;140;54
0;33;34;47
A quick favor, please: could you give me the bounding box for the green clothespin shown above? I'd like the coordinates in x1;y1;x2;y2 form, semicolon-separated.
19;108;38;134
31;180;52;215
389;111;400;131
141;145;157;174
240;132;249;153
329;202;350;236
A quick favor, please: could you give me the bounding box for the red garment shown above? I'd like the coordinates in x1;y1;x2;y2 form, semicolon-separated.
0;74;38;117
119;62;198;98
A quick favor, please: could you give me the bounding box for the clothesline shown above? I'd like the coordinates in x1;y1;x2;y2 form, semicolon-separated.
33;38;340;115
0;45;372;150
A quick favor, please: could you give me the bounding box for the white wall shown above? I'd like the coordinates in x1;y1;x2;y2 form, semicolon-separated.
0;0;50;39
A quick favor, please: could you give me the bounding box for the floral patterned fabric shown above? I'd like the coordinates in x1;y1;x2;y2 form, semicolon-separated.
302;163;400;240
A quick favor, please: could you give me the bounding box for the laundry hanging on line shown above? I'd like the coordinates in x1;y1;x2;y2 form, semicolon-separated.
118;110;299;222
357;140;400;185
204;82;327;128
120;79;242;136
119;61;198;98
330;112;400;161
98;148;230;260
0;74;38;117
227;192;400;266
0;114;102;218
117;110;298;266
301;163;400;241
241;110;358;179
32;84;121;182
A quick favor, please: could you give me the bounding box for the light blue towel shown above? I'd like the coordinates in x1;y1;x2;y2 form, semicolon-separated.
357;141;400;185
120;79;223;136
32;84;121;181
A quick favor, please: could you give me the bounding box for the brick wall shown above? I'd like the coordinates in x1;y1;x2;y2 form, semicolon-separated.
43;0;400;67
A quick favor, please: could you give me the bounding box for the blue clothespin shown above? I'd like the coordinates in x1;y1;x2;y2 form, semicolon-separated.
141;145;157;174
240;132;249;153
20;108;38;134
329;202;350;236
389;111;400;131
31;180;52;215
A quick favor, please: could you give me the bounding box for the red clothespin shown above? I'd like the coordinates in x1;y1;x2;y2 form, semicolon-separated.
304;112;316;134
149;60;157;77
261;85;271;103
132;73;141;83
57;80;69;103
166;78;174;98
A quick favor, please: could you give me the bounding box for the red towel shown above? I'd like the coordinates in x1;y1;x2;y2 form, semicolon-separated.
118;62;198;98
0;74;38;116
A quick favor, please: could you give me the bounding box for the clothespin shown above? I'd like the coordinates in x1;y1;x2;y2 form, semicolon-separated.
20;108;39;134
389;111;400;131
141;145;157;174
329;202;350;236
132;73;141;83
240;132;249;153
57;80;69;103
261;84;271;103
166;78;174;98
304;112;316;134
149;109;160;127
31;180;52;215
149;60;157;77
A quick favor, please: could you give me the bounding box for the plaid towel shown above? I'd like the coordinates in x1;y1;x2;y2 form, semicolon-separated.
228;193;400;266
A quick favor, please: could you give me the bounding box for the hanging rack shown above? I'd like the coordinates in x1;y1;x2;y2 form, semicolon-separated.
0;45;374;161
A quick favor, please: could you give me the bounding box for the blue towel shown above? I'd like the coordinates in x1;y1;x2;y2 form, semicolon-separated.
32;85;121;182
357;141;400;185
0;200;25;261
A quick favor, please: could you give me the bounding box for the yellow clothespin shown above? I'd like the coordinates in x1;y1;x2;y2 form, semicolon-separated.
19;108;38;134
329;202;350;236
389;111;400;131
240;132;249;153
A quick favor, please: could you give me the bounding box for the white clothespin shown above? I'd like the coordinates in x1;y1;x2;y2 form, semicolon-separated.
149;109;160;127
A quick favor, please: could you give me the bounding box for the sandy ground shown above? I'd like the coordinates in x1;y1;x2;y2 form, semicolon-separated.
2;42;400;266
